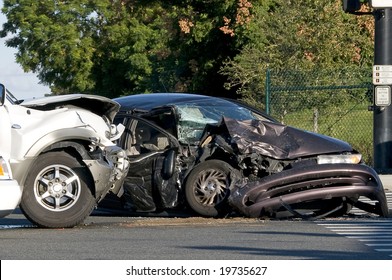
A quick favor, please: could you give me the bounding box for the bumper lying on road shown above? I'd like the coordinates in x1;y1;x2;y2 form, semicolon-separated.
229;163;389;219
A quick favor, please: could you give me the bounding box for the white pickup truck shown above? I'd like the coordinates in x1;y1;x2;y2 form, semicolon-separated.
0;83;128;228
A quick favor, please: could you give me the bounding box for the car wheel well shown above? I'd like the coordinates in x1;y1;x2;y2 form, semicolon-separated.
39;141;95;195
203;154;238;170
42;140;91;161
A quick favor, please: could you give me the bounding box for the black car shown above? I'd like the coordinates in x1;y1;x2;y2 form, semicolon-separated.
111;93;389;219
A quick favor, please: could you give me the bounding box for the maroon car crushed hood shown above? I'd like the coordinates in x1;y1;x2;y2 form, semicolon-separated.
203;117;389;219
216;117;353;159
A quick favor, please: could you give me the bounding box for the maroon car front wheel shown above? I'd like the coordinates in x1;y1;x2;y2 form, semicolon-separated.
185;160;235;217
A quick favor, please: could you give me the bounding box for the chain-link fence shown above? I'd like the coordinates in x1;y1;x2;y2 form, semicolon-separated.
265;68;374;165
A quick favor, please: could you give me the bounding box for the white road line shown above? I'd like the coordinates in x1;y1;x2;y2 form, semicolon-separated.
360;239;392;241
335;232;392;235
0;225;35;229
350;191;392;215
317;218;392;258
375;249;392;252
320;225;392;228
347;235;392;239
330;229;392;231
324;224;392;226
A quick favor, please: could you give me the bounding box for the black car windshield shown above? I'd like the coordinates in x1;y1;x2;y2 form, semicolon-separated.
174;99;270;144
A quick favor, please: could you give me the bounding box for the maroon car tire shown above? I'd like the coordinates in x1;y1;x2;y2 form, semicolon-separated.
185;159;234;217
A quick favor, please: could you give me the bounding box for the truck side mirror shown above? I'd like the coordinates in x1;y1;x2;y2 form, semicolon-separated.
342;0;361;13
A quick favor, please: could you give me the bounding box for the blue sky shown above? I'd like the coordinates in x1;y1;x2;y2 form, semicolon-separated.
0;0;49;99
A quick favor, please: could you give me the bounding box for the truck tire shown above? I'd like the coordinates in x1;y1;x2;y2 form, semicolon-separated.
20;151;95;228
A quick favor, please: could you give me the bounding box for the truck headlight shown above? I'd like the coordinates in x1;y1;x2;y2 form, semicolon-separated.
0;157;12;179
317;154;362;164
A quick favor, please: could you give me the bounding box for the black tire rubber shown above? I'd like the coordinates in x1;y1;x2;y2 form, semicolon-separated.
20;151;96;228
184;160;234;217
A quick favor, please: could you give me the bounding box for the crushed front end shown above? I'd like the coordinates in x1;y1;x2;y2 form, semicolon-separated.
201;117;389;219
229;163;389;219
83;143;128;202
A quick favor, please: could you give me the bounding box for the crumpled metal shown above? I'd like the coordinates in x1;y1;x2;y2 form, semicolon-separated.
217;117;353;159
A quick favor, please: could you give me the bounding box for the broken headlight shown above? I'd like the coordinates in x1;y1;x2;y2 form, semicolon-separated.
0;157;12;180
317;154;362;164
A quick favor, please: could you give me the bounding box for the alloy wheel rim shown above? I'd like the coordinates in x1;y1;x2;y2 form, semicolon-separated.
33;164;81;212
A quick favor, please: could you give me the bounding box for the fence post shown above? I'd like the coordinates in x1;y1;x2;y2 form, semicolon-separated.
313;107;319;133
265;68;271;114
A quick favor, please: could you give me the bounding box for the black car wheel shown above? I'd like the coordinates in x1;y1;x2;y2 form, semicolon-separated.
185;160;234;217
20;151;96;228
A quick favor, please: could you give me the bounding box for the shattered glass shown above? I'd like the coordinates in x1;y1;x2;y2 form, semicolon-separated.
176;106;216;143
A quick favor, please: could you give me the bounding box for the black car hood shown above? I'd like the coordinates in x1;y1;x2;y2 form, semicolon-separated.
217;117;354;159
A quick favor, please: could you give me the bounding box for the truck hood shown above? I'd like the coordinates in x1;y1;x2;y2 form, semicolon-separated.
21;94;120;122
218;117;354;159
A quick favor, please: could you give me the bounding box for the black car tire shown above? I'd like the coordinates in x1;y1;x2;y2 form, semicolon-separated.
20;151;96;228
185;159;234;217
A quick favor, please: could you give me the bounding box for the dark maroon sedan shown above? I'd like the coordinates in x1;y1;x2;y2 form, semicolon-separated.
111;93;389;219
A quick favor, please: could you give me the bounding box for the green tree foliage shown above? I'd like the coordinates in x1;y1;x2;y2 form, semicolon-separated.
1;0;374;99
166;0;255;97
1;0;171;96
220;0;374;105
1;0;97;94
1;0;254;97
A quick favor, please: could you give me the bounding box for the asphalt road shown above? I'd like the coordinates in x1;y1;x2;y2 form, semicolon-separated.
1;207;392;260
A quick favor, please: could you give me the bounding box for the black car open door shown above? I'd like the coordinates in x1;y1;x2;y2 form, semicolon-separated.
117;115;180;212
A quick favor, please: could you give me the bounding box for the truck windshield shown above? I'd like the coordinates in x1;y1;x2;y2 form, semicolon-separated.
5;88;22;104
